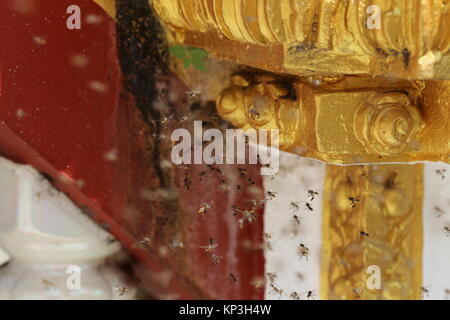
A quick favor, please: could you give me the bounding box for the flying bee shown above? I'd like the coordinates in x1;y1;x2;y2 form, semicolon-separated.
292;215;301;225
269;283;283;298
297;243;310;260
290;202;300;212
140;236;152;247
266;191;277;200
305;203;314;212
420;286;430;298
200;238;218;253
266;272;277;284
183;166;192;190
229;273;237;283
207;164;222;174
353;288;362;299
290;292;301;300
445;288;450;299
178;115;189;124
42;279;53;290
436;169;447;180
249;108;261;120
263;232;272;242
434;206;445;218
199;170;208;182
186;89;202;100
198;202;212;215
209;253;222;265
360;231;369;239
231;205;242;216
250;278;265;291
306;290;316;300
115;286;128;297
307;190;319;201
247;178;256;185
169;240;184;252
238;168;247;178
444;226;450;237
348;197;360;209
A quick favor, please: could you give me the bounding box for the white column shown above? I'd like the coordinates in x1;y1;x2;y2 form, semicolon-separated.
263;152;325;300
0;156;136;300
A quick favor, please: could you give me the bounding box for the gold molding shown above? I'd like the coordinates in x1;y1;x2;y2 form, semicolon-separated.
321;164;423;300
153;0;450;79
216;71;450;164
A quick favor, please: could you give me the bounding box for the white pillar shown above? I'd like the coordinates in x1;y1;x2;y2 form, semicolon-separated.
0;156;136;300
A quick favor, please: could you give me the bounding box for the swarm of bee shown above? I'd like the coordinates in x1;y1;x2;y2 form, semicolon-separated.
297;243;310;261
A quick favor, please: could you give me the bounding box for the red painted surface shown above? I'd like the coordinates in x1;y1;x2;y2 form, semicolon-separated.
0;0;264;299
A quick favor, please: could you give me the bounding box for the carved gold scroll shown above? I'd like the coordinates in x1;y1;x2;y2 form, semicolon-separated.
216;72;450;164
321;164;423;300
153;0;450;79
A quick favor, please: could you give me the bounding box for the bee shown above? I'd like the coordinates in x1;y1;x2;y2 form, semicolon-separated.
104;235;116;245
266;272;277;283
297;243;310;260
348;197;360;209
292;215;301;225
169;240;184;251
199;170;208;182
352;288;362;299
186;89;202;100
264;232;272;243
436;169;447;180
307;190;319;201
200;238;218;253
207;164;222;174
183;166;192;190
247;178;256;185
305;203;314;212
444;226;450;237
42;279;53;290
434;206;445;218
229;273;237;283
115;286;128;297
360;231;369;238
209;253;222;265
198;202;212;215
238;168;247;178
445;288;450;300
420;286;430;298
250;278;265;291
248;199;265;209
159;115;173;125
178;115;189;124
306;290;316;300
231;205;242;216
290;202;300;212
242;210;257;223
290;292;301;300
237;209;257;229
140;236;152;247
266;191;277;200
249;108;261;120
269;283;283;298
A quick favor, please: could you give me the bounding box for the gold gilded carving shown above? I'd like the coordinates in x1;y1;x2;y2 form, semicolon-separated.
153;0;450;79
216;72;447;164
354;93;424;156
321;164;423;300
